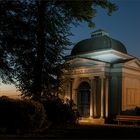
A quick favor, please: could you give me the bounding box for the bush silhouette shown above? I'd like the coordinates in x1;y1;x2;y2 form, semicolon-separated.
41;96;79;126
0;96;46;134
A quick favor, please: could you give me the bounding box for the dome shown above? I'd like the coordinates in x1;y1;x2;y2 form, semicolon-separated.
71;29;127;56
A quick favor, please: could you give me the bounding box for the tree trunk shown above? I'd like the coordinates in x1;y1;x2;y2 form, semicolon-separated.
32;0;47;101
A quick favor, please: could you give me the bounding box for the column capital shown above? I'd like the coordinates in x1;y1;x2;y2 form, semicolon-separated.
99;75;112;80
99;75;106;79
100;76;104;118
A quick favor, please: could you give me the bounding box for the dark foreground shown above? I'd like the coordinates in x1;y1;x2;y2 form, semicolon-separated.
1;124;140;139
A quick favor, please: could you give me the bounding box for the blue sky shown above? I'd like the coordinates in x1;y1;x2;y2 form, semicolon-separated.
70;0;140;59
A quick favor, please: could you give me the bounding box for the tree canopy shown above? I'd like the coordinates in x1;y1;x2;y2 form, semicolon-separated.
0;0;117;100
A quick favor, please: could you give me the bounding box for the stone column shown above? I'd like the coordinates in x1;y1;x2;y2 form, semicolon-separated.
93;77;97;118
90;78;94;118
72;78;79;106
105;77;109;118
100;77;104;118
70;78;73;107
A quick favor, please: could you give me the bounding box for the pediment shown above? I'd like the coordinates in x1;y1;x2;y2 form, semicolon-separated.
125;58;140;69
67;57;107;67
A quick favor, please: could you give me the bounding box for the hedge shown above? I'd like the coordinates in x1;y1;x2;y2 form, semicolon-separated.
0;96;46;134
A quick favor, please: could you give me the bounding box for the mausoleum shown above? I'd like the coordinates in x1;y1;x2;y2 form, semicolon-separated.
63;29;140;124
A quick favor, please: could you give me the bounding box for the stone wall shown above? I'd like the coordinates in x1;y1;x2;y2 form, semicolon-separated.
122;75;140;110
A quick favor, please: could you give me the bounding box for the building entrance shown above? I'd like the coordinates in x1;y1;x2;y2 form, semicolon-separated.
77;82;90;117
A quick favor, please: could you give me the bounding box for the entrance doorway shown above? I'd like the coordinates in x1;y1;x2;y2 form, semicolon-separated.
77;82;90;117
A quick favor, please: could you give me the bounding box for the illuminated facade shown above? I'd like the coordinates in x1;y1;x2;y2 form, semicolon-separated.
63;29;140;124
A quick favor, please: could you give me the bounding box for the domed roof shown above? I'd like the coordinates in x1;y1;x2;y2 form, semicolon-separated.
71;29;127;56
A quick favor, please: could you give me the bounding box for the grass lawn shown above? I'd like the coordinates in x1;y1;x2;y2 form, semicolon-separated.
45;124;140;139
0;124;140;139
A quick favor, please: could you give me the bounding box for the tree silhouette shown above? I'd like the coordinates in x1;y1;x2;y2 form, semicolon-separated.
0;0;117;100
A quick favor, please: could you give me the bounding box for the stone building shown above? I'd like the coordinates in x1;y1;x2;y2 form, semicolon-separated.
63;29;140;124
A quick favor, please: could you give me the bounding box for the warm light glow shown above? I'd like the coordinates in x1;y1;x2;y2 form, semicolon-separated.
63;95;70;103
78;117;105;125
0;83;20;99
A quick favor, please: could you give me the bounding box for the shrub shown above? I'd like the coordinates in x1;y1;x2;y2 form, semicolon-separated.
121;107;140;116
135;106;140;115
0;96;46;134
41;96;79;126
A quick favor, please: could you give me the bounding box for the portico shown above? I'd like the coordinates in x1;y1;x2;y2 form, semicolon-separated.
65;66;110;124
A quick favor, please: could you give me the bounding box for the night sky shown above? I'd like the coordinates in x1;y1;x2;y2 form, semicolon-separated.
70;0;140;59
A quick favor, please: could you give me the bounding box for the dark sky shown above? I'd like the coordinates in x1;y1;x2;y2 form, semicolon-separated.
70;0;140;59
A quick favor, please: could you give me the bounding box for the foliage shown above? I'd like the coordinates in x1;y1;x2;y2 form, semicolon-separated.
135;107;140;115
0;96;46;134
41;96;79;126
0;0;117;99
121;107;140;116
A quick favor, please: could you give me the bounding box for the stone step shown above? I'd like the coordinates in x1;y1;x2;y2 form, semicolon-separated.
78;117;105;125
